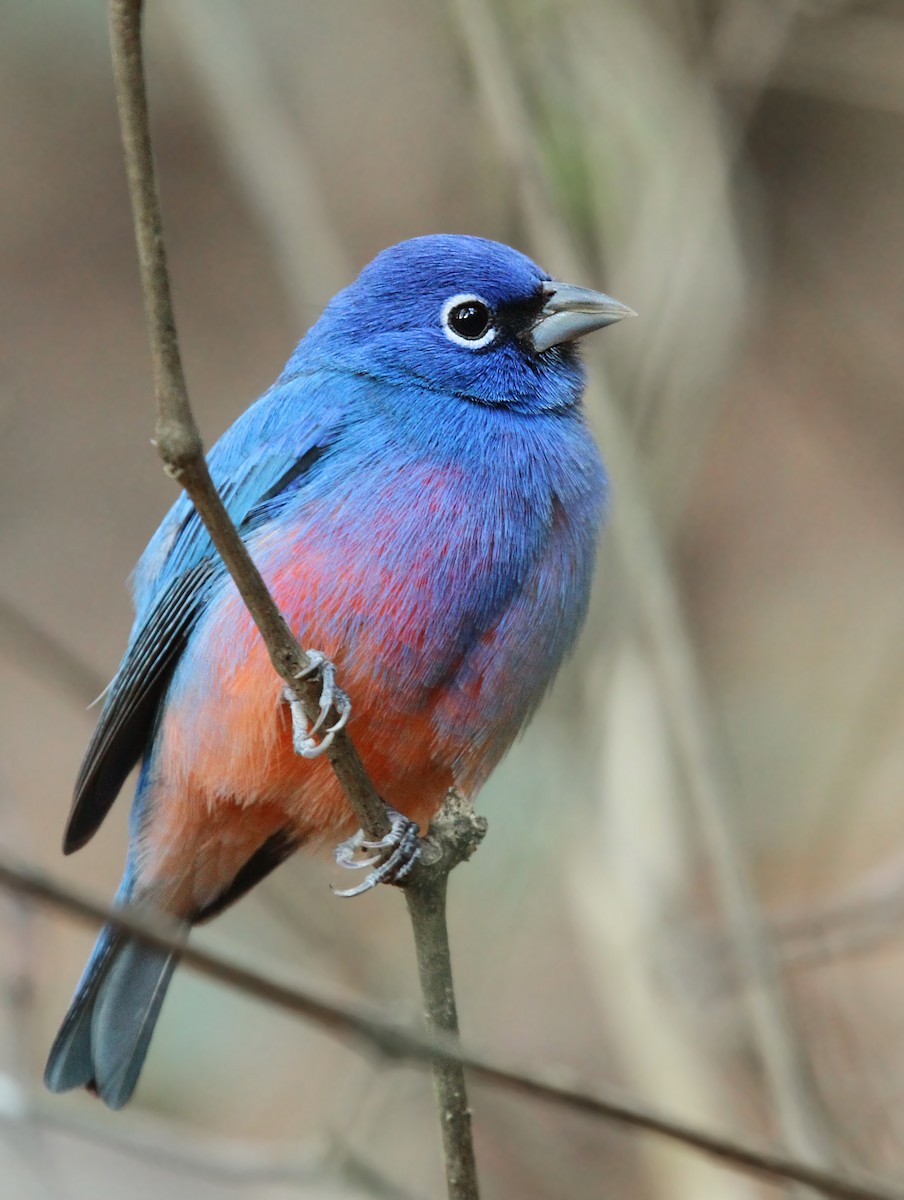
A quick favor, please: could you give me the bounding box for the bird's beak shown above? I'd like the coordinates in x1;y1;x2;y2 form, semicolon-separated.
526;282;635;354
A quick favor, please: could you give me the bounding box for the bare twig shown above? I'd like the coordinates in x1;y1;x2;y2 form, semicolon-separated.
106;3;480;1195
0;855;899;1200
109;0;388;841
404;795;487;1200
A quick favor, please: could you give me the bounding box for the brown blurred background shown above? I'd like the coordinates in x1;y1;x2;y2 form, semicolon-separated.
2;1;904;1196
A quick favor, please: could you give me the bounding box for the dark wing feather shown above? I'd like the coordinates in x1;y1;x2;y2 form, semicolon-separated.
63;373;349;856
64;560;217;853
191;828;299;923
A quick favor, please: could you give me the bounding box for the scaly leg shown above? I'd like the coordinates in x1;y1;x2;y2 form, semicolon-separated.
333;808;421;897
283;649;352;758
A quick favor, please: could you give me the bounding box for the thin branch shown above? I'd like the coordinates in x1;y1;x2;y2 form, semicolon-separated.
0;855;899;1200
106;4;480;1195
404;796;487;1199
108;0;388;841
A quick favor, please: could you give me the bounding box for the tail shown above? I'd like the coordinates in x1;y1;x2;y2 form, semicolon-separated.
44;920;180;1110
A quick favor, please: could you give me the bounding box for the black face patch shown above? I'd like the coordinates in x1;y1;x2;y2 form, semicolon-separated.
496;286;551;344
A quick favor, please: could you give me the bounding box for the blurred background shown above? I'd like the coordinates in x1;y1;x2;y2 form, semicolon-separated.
2;0;904;1196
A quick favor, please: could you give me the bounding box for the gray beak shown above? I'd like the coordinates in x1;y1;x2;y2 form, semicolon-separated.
526;282;635;353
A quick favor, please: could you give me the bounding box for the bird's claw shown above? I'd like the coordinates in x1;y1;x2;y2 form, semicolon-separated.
332;809;421;897
284;649;351;758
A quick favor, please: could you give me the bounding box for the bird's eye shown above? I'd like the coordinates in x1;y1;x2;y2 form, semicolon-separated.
441;294;496;349
448;301;491;339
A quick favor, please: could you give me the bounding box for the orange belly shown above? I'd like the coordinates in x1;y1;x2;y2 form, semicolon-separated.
136;589;456;916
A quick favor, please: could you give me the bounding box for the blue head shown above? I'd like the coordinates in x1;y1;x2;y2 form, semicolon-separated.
288;235;632;415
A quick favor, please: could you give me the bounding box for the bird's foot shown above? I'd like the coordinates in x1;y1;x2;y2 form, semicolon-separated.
283;649;351;758
333;808;421;897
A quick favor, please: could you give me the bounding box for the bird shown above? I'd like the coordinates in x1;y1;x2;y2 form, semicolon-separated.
44;234;632;1109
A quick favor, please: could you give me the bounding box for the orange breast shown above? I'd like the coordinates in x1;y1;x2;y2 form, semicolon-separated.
138;464;495;912
139;586;456;913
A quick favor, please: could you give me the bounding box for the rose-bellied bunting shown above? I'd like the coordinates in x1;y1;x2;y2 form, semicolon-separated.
45;235;632;1108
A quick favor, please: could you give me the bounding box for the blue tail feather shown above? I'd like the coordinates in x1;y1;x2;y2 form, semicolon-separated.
44;923;178;1110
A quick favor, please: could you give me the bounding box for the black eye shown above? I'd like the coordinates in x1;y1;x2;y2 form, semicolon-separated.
448;301;491;339
443;295;495;345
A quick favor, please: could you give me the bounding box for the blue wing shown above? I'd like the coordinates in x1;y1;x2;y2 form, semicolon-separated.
64;370;347;853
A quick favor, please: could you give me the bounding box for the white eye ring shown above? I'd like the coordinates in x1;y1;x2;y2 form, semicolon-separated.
441;293;497;349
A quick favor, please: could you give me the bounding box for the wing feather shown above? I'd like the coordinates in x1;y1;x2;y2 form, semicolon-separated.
64;561;217;852
64;374;346;853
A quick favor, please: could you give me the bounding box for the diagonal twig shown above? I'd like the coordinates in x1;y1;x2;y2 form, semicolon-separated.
108;0;388;841
105;3;482;1195
0;855;899;1200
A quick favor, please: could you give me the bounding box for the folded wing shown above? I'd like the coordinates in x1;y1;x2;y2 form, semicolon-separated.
63;374;347;853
